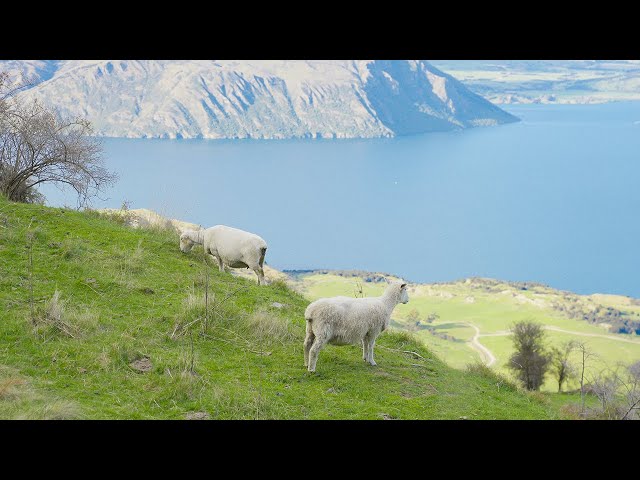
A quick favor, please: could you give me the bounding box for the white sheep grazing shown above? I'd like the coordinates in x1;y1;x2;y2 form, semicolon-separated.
303;281;409;372
179;226;268;285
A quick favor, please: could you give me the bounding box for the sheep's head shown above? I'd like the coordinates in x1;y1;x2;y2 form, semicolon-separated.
399;282;409;304
179;232;195;253
386;281;409;304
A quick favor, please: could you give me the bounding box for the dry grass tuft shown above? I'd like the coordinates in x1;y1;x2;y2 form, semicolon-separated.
0;378;27;399
242;308;295;345
32;291;98;339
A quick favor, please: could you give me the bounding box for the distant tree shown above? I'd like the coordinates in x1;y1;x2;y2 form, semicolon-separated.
575;341;596;414
628;361;640;385
621;361;640;420
508;321;550;391
353;280;365;298
0;71;116;206
579;362;640;420
403;308;422;332
550;341;576;393
589;369;621;416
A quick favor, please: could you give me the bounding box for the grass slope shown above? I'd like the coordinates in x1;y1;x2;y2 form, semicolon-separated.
294;273;640;392
0;197;559;419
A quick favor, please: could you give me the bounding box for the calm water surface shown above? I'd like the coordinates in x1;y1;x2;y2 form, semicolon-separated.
42;102;640;296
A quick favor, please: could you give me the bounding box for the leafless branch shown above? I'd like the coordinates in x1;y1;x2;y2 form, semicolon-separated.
1;72;117;206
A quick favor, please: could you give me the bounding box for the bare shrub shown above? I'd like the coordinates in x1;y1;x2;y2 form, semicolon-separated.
550;341;577;392
0;72;117;206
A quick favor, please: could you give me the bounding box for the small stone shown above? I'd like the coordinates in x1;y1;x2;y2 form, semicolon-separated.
276;392;283;397
459;416;468;420
185;411;210;420
381;414;394;420
326;387;337;394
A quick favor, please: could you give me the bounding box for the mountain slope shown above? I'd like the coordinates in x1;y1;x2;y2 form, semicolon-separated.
1;60;518;139
0;196;557;419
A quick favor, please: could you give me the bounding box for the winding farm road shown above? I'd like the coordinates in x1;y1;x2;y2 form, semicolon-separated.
462;323;640;368
465;323;497;367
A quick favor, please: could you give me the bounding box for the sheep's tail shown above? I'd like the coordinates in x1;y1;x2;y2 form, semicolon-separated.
304;302;316;323
258;246;267;268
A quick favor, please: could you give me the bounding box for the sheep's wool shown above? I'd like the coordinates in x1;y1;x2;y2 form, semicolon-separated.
304;282;409;372
180;226;267;285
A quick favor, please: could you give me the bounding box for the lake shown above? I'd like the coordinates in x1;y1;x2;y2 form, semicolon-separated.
42;102;640;297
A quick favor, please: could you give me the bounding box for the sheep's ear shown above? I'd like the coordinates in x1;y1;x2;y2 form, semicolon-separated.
400;283;407;289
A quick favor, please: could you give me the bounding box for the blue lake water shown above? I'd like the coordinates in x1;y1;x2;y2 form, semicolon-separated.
42;102;640;297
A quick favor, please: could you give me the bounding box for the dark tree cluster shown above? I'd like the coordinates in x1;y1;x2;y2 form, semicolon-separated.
508;321;550;391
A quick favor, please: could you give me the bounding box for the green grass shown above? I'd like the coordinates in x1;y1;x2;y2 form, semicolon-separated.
0;197;561;419
295;273;640;392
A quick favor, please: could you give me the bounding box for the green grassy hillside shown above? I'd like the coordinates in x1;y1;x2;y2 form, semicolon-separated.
293;272;640;392
0;197;561;419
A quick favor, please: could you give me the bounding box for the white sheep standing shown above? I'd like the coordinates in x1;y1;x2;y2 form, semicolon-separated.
303;281;409;372
179;226;268;285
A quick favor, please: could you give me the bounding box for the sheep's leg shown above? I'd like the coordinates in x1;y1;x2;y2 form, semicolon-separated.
304;325;315;367
307;336;328;373
206;253;217;266
216;256;225;273
362;339;369;362
366;334;377;366
252;266;265;285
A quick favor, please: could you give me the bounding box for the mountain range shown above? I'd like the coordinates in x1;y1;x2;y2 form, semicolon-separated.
0;60;518;139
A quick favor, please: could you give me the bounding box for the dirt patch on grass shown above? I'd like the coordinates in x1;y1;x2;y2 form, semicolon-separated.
0;378;27;399
130;357;152;373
